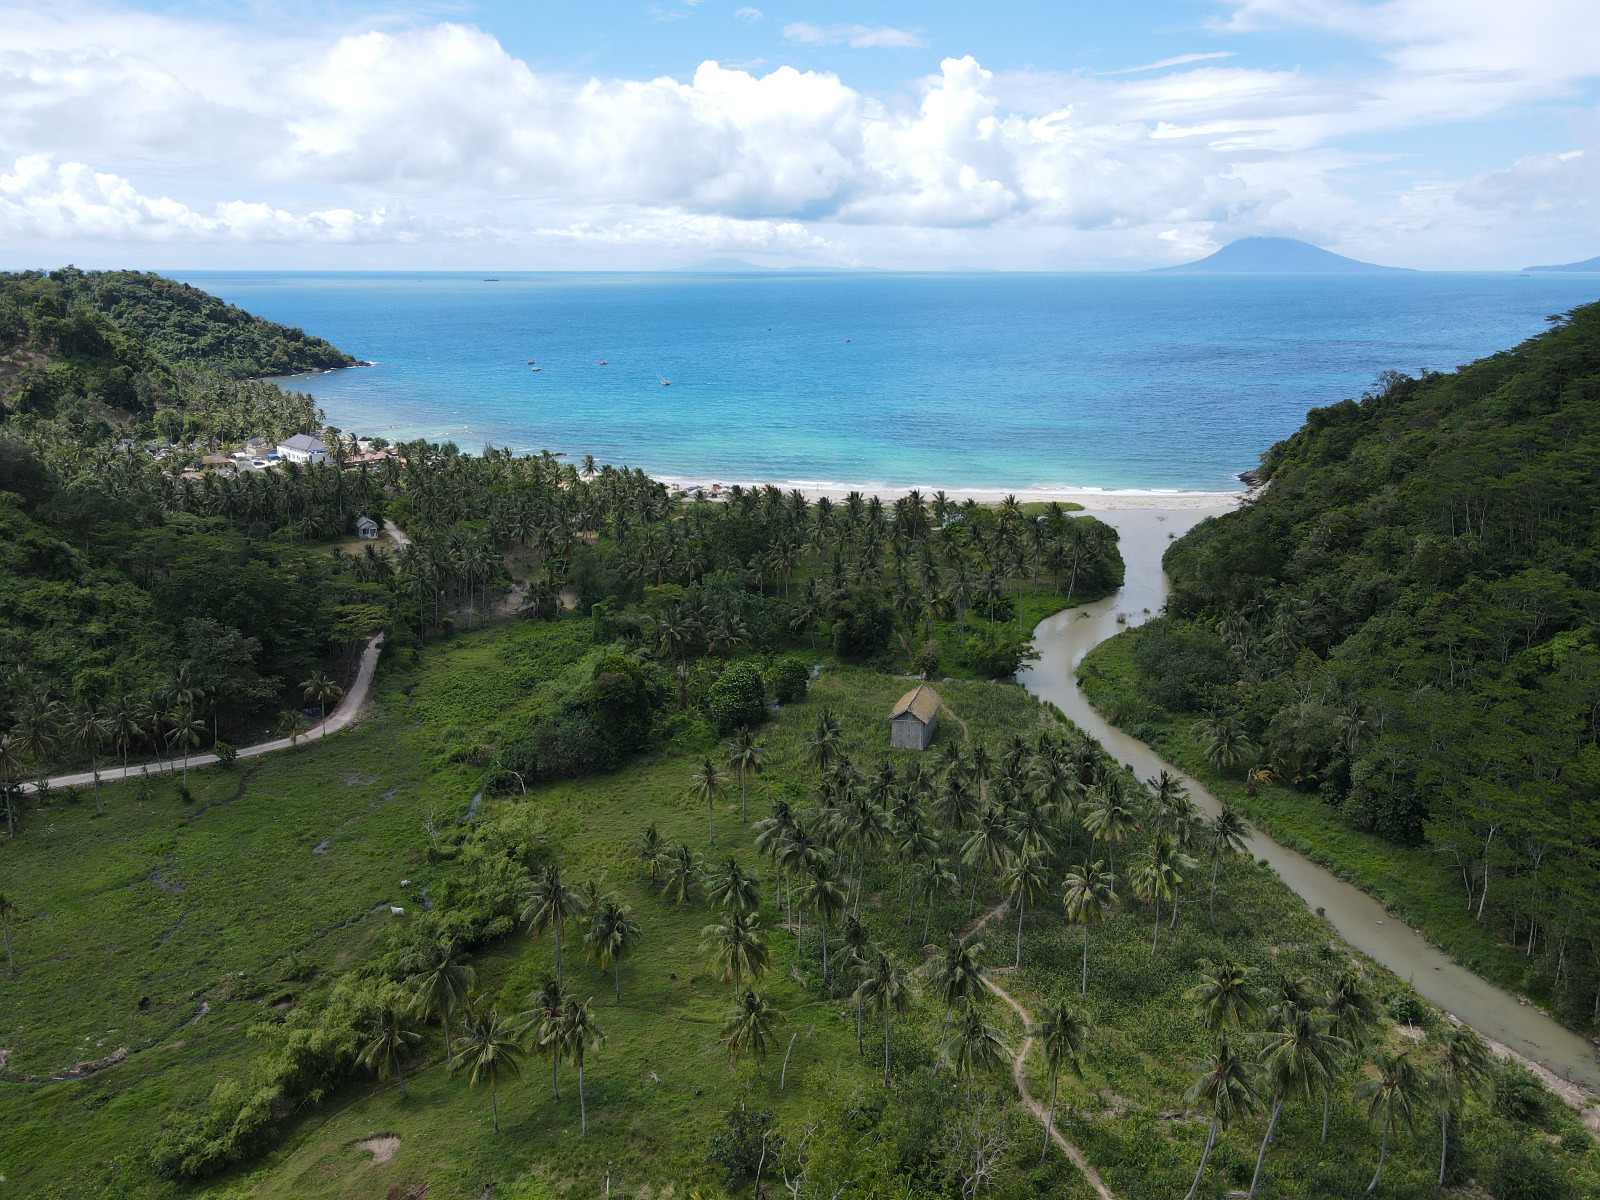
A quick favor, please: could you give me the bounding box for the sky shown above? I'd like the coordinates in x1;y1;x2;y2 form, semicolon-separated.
2;0;1599;270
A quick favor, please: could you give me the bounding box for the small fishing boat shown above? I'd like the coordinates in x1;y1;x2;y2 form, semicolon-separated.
531;366;541;372
658;375;671;386
526;359;535;364
599;359;608;365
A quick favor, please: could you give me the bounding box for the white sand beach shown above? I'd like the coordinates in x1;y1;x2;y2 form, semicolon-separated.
655;476;1248;512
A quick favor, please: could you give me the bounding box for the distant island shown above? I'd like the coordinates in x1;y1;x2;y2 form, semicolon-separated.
1523;254;1600;272
1153;235;1411;274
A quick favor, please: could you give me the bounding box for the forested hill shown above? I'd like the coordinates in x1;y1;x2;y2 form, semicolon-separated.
1134;300;1600;1023
3;267;353;380
0;267;354;423
47;267;355;377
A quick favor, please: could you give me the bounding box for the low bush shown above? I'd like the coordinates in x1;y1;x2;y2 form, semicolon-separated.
708;661;766;734
770;656;809;703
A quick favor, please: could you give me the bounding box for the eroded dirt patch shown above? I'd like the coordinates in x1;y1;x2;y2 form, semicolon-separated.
360;1134;401;1164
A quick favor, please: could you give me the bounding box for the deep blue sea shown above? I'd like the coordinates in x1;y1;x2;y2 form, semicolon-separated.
174;271;1600;494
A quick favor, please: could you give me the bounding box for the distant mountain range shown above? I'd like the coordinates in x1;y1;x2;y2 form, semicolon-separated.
1523;255;1600;272
1152;236;1411;274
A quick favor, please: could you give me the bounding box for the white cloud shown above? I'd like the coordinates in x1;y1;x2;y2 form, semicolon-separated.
734;7;763;23
0;155;418;241
782;23;929;50
0;0;1597;265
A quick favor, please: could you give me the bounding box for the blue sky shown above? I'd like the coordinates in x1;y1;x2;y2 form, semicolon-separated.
2;0;1598;269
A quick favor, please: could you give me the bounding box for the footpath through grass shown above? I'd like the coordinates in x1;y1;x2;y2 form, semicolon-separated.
1;617;1594;1200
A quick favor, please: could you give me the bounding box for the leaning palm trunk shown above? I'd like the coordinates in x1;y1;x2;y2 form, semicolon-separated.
1248;1096;1284;1198
1080;925;1090;995
1040;1070;1060;1162
1438;1109;1450;1188
578;1061;588;1136
1184;1118;1219;1200
1366;1122;1389;1194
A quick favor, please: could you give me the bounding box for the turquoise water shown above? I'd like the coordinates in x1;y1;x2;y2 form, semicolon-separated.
177;271;1600;493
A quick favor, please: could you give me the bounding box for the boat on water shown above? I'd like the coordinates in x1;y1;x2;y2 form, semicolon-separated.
658;374;671;386
599;359;608;365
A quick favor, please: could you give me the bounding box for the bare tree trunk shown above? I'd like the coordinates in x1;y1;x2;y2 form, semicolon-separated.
1248;1097;1283;1198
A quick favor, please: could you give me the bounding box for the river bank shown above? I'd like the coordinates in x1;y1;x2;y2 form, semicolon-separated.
1018;503;1600;1105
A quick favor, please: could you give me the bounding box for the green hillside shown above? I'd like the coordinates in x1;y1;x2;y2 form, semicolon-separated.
1079;300;1600;1032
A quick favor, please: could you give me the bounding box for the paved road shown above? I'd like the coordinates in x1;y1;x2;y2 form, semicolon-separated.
25;633;385;794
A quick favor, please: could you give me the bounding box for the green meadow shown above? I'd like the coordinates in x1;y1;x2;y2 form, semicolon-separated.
1;617;1594;1200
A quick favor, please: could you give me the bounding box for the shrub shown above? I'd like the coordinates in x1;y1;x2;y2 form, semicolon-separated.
707;1104;777;1187
586;654;653;752
213;741;237;767
1493;1064;1553;1124
960;626;1040;679
829;589;892;660
1488;1143;1567;1200
912;641;942;679
708;662;766;734
497;713;618;787
1382;988;1430;1028
770;656;809;703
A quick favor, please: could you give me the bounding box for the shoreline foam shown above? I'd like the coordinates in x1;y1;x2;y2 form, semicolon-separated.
651;474;1248;511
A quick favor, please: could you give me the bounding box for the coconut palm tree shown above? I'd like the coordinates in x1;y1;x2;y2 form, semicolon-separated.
584;899;643;1000
0;735;22;838
805;709;842;774
1130;834;1187;954
522;864;586;988
359;1001;422;1097
1083;785;1139;889
925;932;986;1072
960;804;1015;917
64;706;110;816
664;842;703;906
721;989;781;1068
704;855;761;915
167;708;206;784
105;695;142;777
300;671;344;735
1355;1049;1423;1195
796;860;846;980
406;942;476;1060
700;911;770;993
1431;1026;1492;1190
946;1004;1011;1099
1247;1006;1343;1198
558;996;605;1136
0;890;18;974
909;855;957;946
690;757;728;844
1061;860;1115;995
1000;850;1051;969
855;949;914;1087
634;823;667;886
453;1008;524;1132
12;693;59;794
519;969;569;1099
1205;807;1252;925
1033;999;1094;1161
1191;713;1257;772
725;728;763;823
1321;968;1381;1141
1185;958;1263;1034
1183;1032;1261;1200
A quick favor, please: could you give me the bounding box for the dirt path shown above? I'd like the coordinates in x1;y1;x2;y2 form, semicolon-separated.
28;633;385;794
984;969;1115;1200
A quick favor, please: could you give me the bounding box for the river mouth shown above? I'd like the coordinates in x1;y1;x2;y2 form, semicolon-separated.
1018;505;1600;1097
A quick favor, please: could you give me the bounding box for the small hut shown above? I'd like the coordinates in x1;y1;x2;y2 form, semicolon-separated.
889;684;942;751
355;515;380;540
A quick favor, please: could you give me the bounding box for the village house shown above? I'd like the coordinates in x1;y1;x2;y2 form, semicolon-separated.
889;684;942;751
355;515;380;540
276;433;327;465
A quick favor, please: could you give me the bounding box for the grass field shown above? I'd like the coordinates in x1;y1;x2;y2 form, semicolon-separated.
2;616;1593;1199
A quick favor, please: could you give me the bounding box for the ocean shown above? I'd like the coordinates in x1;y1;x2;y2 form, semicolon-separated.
174;270;1600;495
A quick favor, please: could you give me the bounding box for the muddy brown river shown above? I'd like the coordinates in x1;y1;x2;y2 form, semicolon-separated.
1017;506;1600;1096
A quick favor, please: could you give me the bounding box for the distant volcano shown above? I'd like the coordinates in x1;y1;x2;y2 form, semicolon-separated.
1153;236;1410;273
